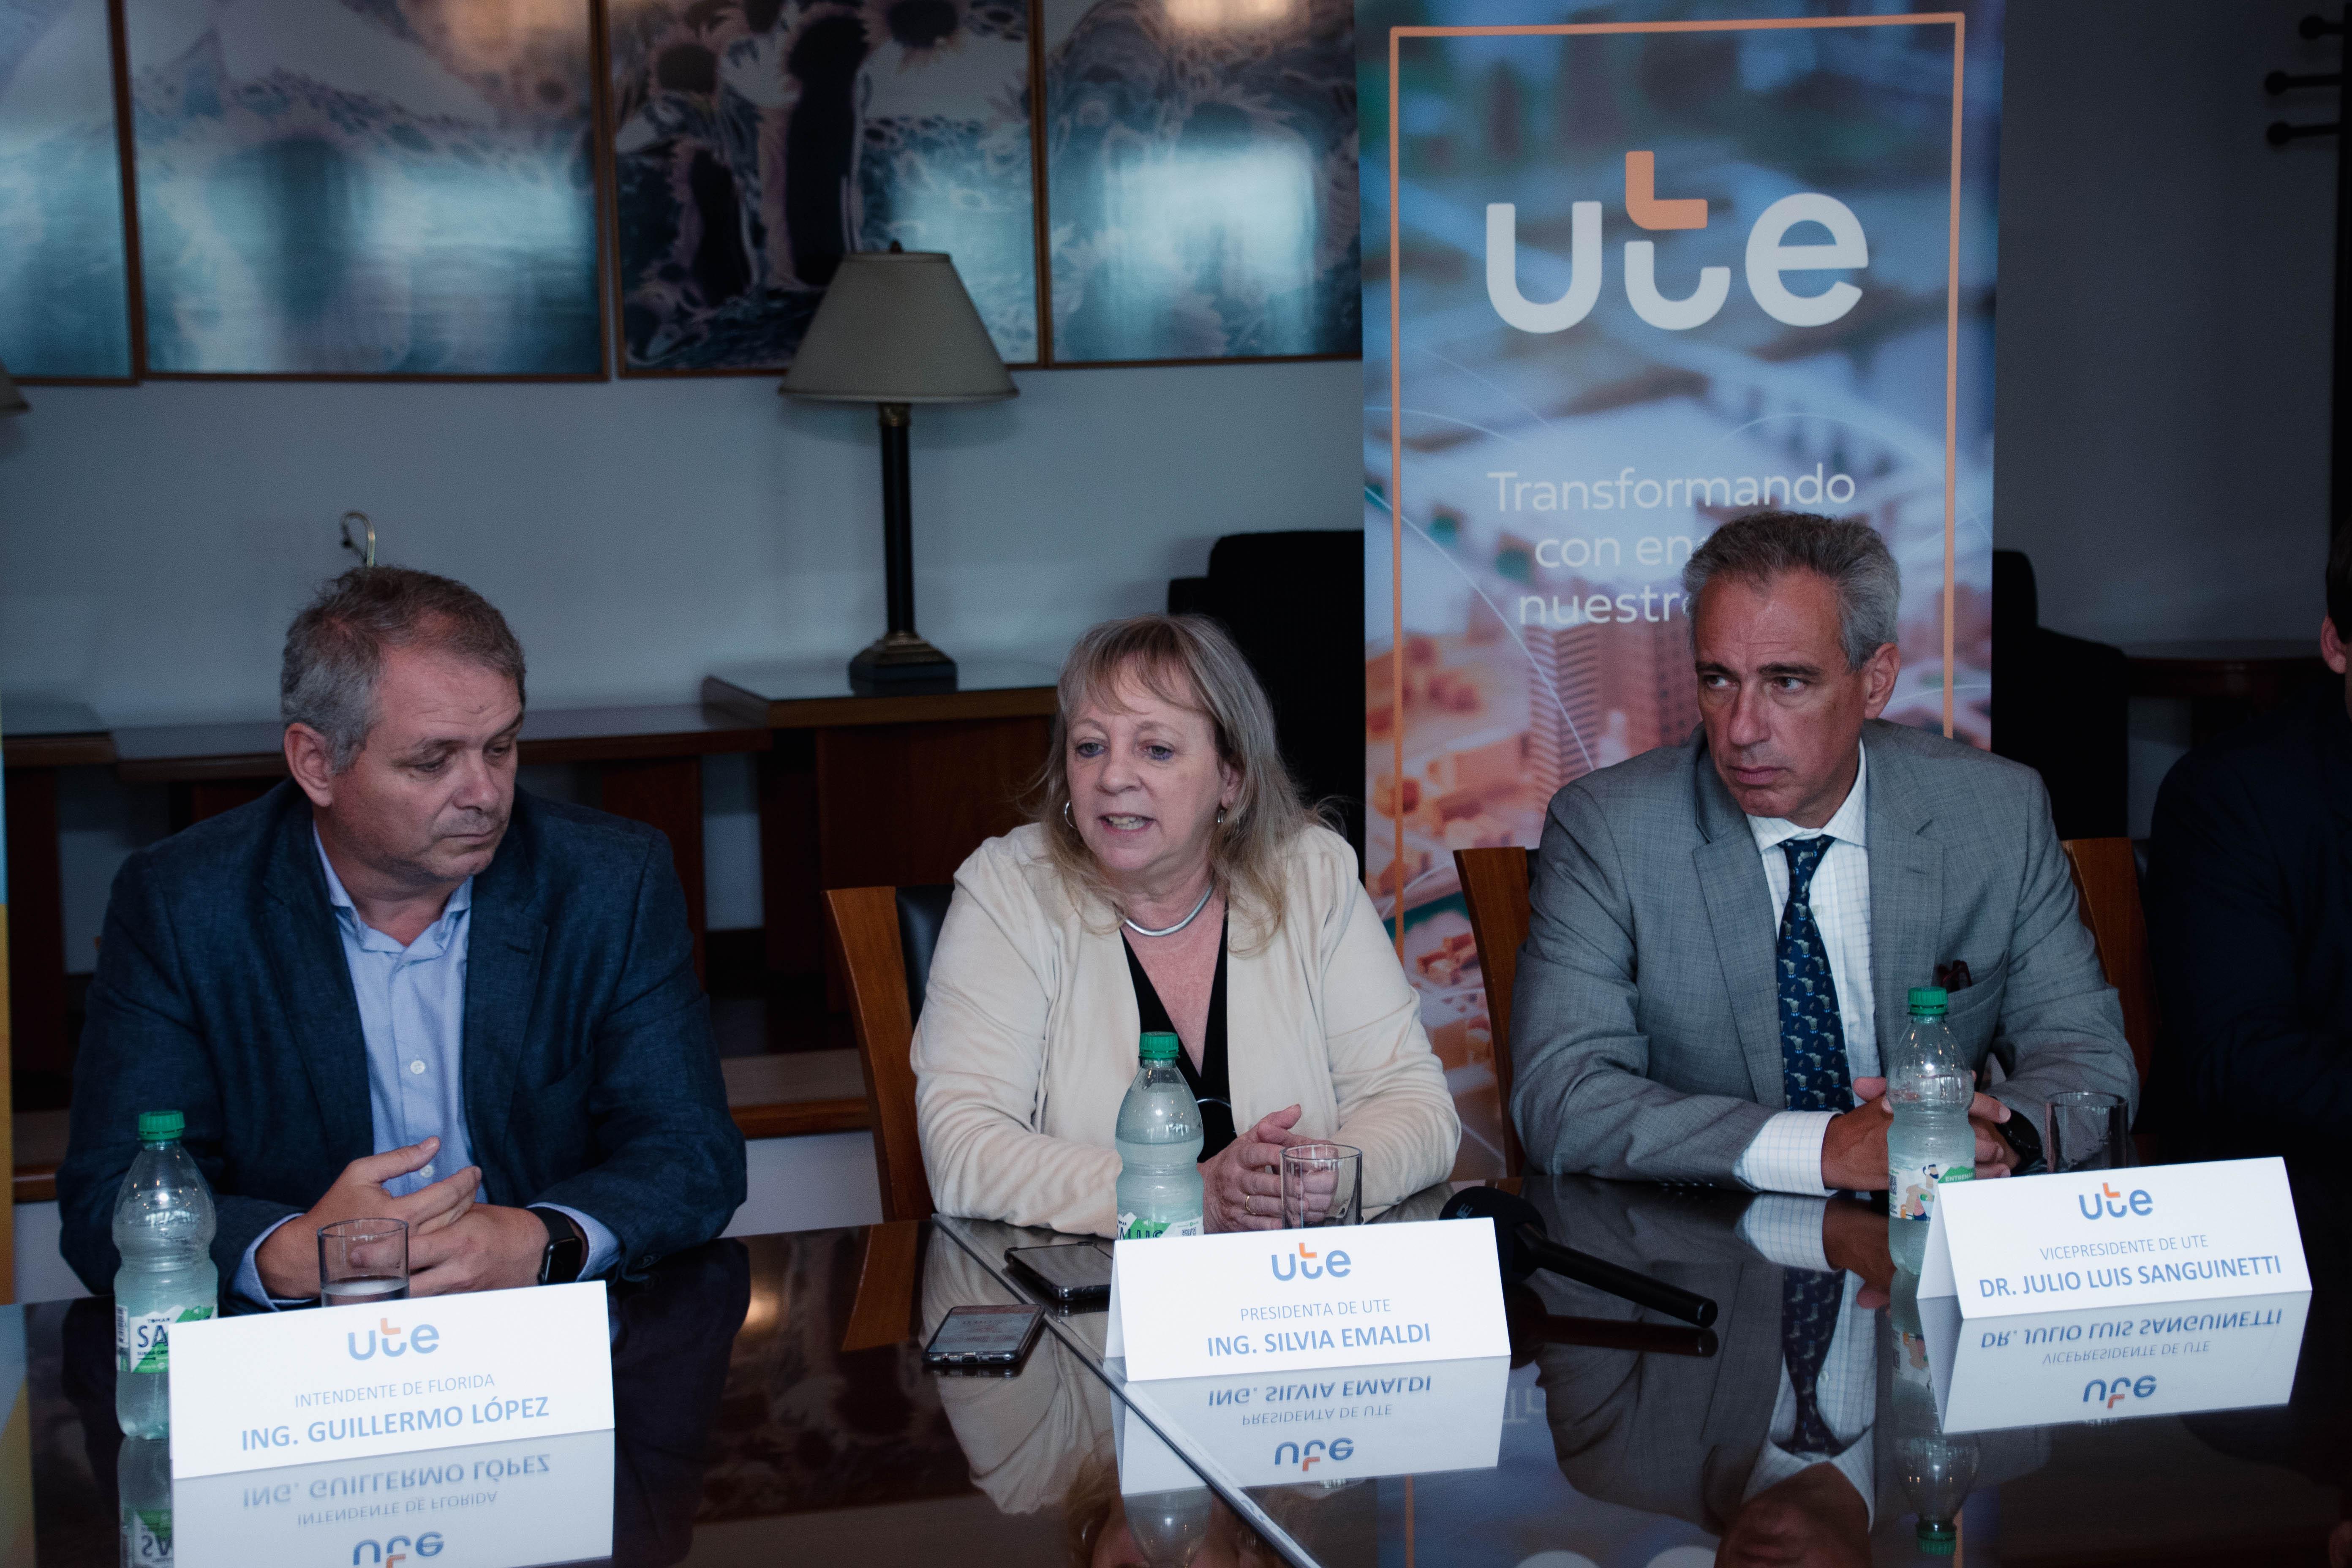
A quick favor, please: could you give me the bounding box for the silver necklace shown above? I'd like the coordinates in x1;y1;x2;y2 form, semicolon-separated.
1123;884;1215;938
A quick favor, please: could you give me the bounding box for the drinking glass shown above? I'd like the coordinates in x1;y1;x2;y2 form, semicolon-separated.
318;1218;409;1307
2045;1091;2131;1173
1281;1143;1363;1229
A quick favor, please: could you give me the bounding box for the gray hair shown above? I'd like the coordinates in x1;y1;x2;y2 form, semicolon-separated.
281;567;527;772
1681;511;1900;670
1037;613;1318;948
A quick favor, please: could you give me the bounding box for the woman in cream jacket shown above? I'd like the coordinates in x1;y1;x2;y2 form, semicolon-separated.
912;613;1459;1237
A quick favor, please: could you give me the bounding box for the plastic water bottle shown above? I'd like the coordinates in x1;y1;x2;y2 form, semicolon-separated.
1891;1274;1978;1557
118;1435;174;1568
1887;986;1975;1274
1114;1032;1204;1239
113;1111;218;1438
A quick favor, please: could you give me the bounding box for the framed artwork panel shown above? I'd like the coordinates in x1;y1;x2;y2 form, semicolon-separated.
123;0;604;378
0;0;136;381
1037;0;1358;365
605;0;1038;374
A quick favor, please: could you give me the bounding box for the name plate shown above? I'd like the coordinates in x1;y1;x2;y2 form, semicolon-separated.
169;1283;614;1478
1113;1355;1509;1494
177;1429;615;1568
1105;1220;1508;1382
1912;1290;2310;1434
1917;1157;2311;1318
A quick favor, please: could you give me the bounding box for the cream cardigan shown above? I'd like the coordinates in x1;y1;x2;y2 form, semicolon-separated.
912;822;1460;1236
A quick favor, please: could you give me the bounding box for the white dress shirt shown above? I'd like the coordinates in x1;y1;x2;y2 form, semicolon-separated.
1737;1196;1880;1524
1733;746;1878;1196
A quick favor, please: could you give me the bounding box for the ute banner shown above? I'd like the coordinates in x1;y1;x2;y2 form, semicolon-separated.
1361;2;2001;1175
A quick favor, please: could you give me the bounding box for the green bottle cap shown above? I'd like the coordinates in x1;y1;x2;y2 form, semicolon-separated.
1908;986;1949;1016
1139;1032;1180;1062
1917;1519;1957;1554
136;1110;185;1143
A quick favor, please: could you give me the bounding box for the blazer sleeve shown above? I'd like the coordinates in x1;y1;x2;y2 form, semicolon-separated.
58;852;301;1293
531;834;746;1274
2147;751;2349;1132
1981;771;2140;1124
1312;863;1460;1209
1511;785;1776;1184
913;849;1123;1237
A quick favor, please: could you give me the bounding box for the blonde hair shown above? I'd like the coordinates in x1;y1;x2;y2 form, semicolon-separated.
1036;614;1318;946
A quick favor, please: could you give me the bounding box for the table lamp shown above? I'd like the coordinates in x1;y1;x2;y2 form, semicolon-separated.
0;354;27;414
781;246;1016;693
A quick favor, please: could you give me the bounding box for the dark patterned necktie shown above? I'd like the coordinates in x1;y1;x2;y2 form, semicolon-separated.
1780;1268;1851;1455
1776;836;1856;1113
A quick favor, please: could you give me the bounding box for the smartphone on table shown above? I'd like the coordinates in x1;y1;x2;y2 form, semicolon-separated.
923;1303;1047;1372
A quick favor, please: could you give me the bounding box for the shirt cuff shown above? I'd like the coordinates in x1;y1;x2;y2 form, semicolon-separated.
1733;1111;1838;1197
541;1205;620;1279
232;1214;313;1310
1737;1195;1836;1274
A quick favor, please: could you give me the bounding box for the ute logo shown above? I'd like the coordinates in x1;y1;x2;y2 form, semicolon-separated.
1269;1243;1352;1282
347;1316;441;1361
1486;150;1868;335
352;1534;444;1566
2077;1182;2154;1222
2084;1375;2155;1410
1274;1438;1354;1473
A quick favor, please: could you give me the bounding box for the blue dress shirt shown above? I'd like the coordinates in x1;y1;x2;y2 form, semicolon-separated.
230;832;619;1304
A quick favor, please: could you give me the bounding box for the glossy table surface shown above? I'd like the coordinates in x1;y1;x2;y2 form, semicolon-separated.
12;1172;2348;1568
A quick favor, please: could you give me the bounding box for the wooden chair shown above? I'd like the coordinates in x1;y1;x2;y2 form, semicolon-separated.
1453;846;1535;1177
2059;837;2159;1091
824;886;936;1223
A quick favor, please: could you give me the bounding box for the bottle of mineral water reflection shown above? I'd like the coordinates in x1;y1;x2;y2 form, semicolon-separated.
113;1111;218;1438
1115;1032;1204;1240
1891;1273;1978;1557
1887;987;1975;1274
118;1435;174;1568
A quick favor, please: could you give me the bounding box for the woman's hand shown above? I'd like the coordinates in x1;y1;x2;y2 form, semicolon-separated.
1201;1105;1308;1233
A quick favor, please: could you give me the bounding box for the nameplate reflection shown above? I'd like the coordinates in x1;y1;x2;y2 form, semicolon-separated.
174;1429;615;1568
1917;1290;2311;1434
1114;1355;1510;1493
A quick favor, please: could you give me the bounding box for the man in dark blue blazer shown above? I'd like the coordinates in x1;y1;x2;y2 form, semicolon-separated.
58;568;745;1302
2146;530;2352;1162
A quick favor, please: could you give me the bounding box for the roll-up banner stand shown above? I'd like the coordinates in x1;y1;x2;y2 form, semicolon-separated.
1361;3;2002;1174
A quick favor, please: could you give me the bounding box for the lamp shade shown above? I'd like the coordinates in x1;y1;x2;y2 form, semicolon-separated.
0;354;26;415
781;250;1016;404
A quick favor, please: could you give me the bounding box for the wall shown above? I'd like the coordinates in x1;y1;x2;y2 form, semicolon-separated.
1995;0;2338;830
1;359;1365;950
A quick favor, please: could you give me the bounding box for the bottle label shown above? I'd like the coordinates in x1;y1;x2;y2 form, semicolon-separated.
117;1304;215;1375
1889;1157;1973;1222
123;1507;173;1566
1117;1211;1203;1241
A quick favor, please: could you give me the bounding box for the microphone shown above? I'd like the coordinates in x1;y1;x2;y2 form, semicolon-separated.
1503;1284;1718;1366
1440;1185;1719;1329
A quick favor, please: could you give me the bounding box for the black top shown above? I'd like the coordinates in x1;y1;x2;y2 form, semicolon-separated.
1123;915;1236;1161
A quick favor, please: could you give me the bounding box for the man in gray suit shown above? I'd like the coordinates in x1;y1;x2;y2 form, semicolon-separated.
1511;512;2134;1192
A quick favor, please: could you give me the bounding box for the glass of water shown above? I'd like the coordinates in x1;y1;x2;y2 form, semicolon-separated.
1281;1143;1363;1229
318;1218;409;1307
2045;1091;2131;1173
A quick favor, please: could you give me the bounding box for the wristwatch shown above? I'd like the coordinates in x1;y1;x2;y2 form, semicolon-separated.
528;1207;587;1286
1995;1103;2046;1174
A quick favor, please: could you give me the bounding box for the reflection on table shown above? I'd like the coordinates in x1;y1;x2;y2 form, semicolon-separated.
8;1184;2351;1568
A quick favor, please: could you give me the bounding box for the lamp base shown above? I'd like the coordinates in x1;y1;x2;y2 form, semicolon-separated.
849;630;958;695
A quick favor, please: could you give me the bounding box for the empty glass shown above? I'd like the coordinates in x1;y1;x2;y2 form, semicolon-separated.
1280;1143;1363;1229
318;1218;409;1307
2045;1092;2131;1173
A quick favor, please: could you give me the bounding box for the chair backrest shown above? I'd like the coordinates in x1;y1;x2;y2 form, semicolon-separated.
2059;837;2157;1088
1453;846;1536;1177
825;886;936;1223
894;884;954;1024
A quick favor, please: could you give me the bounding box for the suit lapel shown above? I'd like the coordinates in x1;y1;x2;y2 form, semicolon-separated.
1690;743;1787;1105
260;800;373;1161
1864;726;1942;1061
462;818;546;1193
